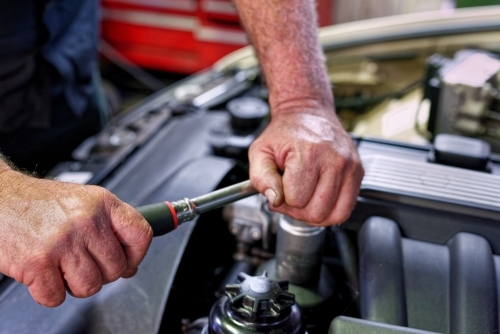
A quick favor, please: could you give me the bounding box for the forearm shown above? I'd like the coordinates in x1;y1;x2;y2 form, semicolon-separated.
233;0;333;113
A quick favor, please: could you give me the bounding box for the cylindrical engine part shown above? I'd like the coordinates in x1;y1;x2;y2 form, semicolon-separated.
205;272;306;334
275;215;326;285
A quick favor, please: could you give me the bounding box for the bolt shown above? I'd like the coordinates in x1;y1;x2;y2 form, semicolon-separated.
230;225;239;235
250;228;261;240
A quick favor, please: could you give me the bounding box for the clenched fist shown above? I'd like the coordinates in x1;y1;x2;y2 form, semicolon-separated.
233;0;364;225
250;103;364;226
0;167;152;307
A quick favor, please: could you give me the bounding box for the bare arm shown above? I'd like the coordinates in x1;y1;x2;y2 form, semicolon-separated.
233;0;332;111
234;0;364;225
0;156;152;307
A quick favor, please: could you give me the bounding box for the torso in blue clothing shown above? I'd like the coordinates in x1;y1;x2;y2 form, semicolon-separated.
0;0;98;133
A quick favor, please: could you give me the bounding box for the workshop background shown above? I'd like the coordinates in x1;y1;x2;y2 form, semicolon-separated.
99;0;500;113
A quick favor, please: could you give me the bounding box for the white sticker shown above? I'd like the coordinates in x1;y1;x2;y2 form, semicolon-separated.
56;172;94;184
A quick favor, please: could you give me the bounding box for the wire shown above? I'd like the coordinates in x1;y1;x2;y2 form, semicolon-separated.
334;79;423;110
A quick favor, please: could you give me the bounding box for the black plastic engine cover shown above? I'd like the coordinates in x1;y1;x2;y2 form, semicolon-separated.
346;138;500;254
358;216;500;334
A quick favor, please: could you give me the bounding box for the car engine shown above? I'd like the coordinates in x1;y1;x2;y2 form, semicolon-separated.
2;9;500;333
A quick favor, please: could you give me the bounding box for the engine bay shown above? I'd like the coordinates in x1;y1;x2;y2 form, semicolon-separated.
1;8;500;334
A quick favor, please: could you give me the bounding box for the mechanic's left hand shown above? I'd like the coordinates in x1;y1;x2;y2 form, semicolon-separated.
249;102;364;226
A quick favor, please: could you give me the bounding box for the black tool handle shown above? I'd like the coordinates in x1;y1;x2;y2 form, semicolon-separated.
137;202;178;236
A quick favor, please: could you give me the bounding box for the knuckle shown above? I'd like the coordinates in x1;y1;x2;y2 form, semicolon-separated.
123;266;139;279
248;138;266;158
26;256;57;282
308;210;328;225
248;141;259;155
335;154;350;170
79;216;98;230
44;297;65;308
68;264;103;298
30;253;54;267
84;284;102;297
75;217;104;239
106;261;128;282
41;291;66;308
28;270;66;307
86;185;110;203
305;146;324;165
74;282;102;298
285;195;308;208
88;184;109;196
43;288;66;306
92;186;119;209
250;172;261;183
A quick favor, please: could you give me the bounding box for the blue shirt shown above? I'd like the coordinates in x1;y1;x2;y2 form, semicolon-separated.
0;0;98;132
43;0;98;118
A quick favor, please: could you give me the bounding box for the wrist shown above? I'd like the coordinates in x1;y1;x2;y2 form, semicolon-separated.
264;45;333;115
268;70;334;117
270;96;335;118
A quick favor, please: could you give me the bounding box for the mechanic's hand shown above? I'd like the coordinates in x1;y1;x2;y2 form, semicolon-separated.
249;103;364;226
0;169;152;307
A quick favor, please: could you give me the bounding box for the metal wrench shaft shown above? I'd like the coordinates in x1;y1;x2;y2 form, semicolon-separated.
137;180;257;236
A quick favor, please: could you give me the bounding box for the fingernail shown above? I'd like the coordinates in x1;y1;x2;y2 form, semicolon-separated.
265;188;277;207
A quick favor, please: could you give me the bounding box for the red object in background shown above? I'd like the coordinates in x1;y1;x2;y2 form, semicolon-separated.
101;0;333;74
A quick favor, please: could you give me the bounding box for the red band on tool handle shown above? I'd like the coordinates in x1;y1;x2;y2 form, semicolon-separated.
165;201;178;229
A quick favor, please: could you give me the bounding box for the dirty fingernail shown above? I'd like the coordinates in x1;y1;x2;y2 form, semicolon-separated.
265;188;277;207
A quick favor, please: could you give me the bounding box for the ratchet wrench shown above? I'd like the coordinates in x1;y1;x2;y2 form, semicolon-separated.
137;180;257;236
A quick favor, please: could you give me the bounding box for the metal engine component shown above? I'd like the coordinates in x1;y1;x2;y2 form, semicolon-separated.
223;195;277;249
210;96;269;160
171;180;258;224
203;272;306;334
276;215;326;285
174;68;259;109
430;50;500;140
256;215;337;331
227;97;269;132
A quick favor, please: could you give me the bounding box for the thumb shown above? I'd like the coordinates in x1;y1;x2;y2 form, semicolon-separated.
249;148;284;207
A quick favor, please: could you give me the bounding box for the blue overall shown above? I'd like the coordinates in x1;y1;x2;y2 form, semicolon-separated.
0;0;102;173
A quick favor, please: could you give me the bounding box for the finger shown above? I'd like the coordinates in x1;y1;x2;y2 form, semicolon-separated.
28;266;66;307
60;249;102;298
269;169;340;225
249;146;284;207
122;267;138;279
108;198;153;274
327;169;363;225
295;167;340;225
281;152;320;208
86;227;127;284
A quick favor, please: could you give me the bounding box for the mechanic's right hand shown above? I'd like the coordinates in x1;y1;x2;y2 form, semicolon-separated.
0;169;153;307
